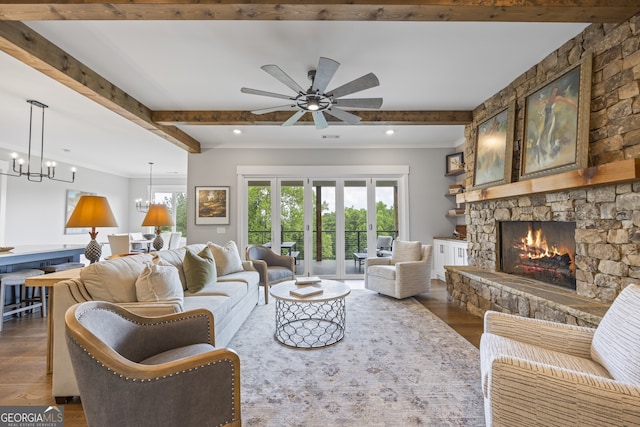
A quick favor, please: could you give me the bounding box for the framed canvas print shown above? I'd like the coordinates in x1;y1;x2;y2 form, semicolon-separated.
195;186;230;225
520;54;592;180
445;152;464;175
472;101;515;189
65;189;96;234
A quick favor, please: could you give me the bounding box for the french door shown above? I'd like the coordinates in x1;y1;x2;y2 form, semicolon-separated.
240;166;408;279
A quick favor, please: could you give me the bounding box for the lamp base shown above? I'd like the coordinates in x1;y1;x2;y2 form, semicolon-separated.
153;235;164;251
85;239;102;264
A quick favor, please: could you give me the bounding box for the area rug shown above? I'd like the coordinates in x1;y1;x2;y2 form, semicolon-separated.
227;289;485;426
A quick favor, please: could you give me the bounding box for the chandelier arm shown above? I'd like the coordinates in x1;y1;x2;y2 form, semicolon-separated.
5;100;75;183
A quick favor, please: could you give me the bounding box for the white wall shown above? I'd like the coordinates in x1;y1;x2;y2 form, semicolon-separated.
187;147;459;247
0;148;131;250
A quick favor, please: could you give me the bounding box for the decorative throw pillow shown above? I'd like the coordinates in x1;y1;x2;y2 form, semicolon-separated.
183;246;217;293
135;260;183;308
208;241;244;276
81;253;154;302
391;240;423;263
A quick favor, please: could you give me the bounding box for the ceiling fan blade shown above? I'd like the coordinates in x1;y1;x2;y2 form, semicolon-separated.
262;64;305;94
312;57;340;94
312;111;329;130
328;72;380;99
282;110;306;127
241;87;295;101
333;98;383;109
325;107;362;125
251;105;297;115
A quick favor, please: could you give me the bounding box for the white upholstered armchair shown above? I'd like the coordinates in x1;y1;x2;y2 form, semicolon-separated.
364;241;432;299
481;283;640;426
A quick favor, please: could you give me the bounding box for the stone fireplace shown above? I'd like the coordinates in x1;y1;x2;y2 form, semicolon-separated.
499;220;576;290
445;179;640;328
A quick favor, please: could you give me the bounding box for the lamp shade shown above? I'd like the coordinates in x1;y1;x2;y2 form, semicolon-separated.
66;195;118;228
141;204;174;227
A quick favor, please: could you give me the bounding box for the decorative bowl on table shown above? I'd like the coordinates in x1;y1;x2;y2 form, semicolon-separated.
143;234;155;240
0;246;15;252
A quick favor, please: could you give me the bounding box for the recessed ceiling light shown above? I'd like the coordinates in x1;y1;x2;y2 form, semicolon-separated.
385;129;395;135
233;129;242;134
322;135;340;139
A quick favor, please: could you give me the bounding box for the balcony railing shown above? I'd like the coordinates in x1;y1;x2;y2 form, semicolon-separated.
248;230;396;260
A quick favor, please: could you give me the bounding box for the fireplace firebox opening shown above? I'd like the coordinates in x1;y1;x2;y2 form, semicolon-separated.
499;221;576;290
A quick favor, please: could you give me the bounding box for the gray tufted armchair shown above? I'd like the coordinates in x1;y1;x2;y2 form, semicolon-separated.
65;301;241;427
245;245;295;304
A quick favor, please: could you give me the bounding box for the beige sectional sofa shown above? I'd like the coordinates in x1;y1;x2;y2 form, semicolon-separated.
51;243;259;401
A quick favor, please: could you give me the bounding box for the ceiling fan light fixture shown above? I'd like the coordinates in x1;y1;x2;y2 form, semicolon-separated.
307;98;320;111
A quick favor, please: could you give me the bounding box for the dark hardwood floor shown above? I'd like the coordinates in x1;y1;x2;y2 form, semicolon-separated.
0;279;483;427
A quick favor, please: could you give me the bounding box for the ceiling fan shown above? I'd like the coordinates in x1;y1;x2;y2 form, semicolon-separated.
241;57;383;130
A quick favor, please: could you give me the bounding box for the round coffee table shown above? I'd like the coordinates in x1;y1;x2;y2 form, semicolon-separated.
269;280;351;348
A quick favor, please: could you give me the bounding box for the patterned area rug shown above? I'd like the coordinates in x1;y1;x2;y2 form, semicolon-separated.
228;289;485;426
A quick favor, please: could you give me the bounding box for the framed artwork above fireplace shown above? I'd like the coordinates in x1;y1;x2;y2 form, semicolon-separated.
520;53;592;181
472;101;515;189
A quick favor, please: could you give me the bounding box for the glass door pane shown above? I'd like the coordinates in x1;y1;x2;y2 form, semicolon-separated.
175;192;187;238
280;180;304;275
344;180;368;275
247;180;272;245
376;180;398;247
311;180;336;276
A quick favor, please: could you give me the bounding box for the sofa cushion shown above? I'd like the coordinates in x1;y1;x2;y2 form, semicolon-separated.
208;241;244;276
81;253;153;302
185;281;248;301
183;295;233;322
183;246;217;293
217;269;259;286
591;284;640;386
391;240;422;263
135;261;183;308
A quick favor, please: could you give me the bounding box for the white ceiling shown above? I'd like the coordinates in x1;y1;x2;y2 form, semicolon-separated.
0;20;588;178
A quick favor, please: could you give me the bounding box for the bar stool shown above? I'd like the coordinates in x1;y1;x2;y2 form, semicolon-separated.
0;269;45;331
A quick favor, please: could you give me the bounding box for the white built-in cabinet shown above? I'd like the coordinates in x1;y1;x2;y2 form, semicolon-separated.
433;238;469;281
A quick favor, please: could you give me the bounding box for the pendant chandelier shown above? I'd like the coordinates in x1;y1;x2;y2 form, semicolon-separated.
135;162;154;213
1;100;76;183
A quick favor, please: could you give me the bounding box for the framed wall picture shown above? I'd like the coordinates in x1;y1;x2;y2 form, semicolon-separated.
65;189;96;234
520;53;592;180
445;152;465;175
195;186;230;225
472;101;515;189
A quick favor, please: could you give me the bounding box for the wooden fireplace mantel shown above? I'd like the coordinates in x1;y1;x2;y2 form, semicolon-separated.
457;158;640;204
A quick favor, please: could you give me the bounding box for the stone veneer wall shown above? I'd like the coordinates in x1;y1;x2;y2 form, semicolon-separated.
459;15;640;305
467;182;640;303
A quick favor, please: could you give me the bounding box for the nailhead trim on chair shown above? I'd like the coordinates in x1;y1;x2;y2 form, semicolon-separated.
73;341;238;426
70;306;236;425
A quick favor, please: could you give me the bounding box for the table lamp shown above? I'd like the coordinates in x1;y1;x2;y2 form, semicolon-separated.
141;204;174;251
65;195;118;263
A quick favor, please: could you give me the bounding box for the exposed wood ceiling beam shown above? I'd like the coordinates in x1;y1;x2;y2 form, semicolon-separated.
0;0;638;23
153;110;473;126
0;21;202;153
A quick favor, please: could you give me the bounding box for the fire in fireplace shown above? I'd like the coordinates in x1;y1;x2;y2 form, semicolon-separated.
499;221;576;290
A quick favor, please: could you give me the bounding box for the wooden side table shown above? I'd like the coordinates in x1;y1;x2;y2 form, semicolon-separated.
25;268;83;373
